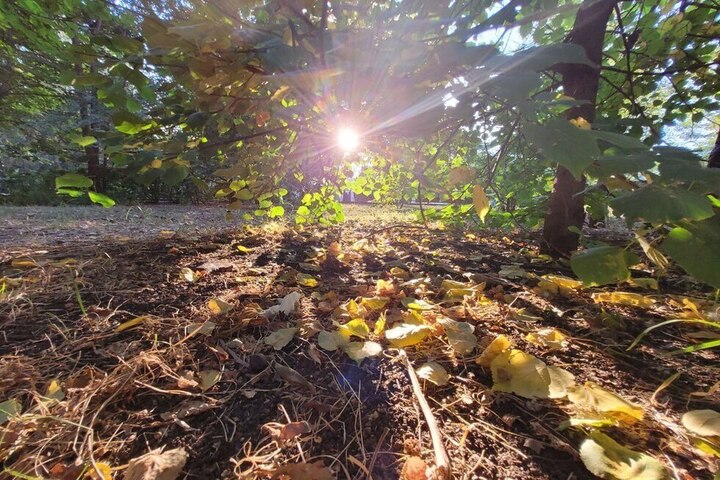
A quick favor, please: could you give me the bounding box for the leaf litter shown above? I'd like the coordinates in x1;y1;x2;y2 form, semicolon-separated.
0;207;718;479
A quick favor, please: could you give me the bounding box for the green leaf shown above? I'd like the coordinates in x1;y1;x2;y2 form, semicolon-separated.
0;399;21;424
590;131;648;151
591;152;657;177
523;118;600;179
661;219;720;288
56;173;93;189
163;165;189;186
56;188;85;198
112;111;153;135
611;186;715;225
571;246;638;286
88;191;116;208
579;431;667;480
268;205;285;218
72;135;97;147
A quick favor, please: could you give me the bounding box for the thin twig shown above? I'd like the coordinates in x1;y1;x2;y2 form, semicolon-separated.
400;350;451;479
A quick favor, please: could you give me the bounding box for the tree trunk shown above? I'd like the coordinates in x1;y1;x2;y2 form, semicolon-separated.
541;0;617;256
709;127;720;169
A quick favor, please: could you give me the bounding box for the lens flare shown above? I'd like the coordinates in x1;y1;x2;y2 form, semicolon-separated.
337;127;360;152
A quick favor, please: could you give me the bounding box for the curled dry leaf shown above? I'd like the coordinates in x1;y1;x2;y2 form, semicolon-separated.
416;361;450;386
262;420;312;443
264;327;298;350
525;328;568;351
275;364;315;392
401;456;428;480
681;409;720;437
266;461;334;480
179;267;198;282
262;291;303;317
208;298;233;315
123;448;188;480
579;432;666;480
115;316;149;333
476;334;512;367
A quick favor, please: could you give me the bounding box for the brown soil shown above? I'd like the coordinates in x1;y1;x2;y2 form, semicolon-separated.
1;207;718;480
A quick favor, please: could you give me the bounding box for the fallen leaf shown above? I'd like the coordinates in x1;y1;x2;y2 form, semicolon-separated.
317;331;347;351
390;266;410;280
296;273;319;288
374;313;386;335
123;448;188;480
179;267;198;282
262;291;303;317
568;382;644;424
264;327;298;350
338;318;370;339
299;262;321;272
416;362;450;386
437;317;477;355
115;316;149;333
266;461;334;480
472;185;490;223
45;379;65;402
275;364;315;391
343;341;383;363
476;334;512;367
591;292;655;308
198;370;222;391
11;258;39;269
208;298;233;315
499;265;528;279
236;245;253;254
360;296;390;311
401;297;434;311
385;323;431;348
491;349;575;399
376;279;395;296
84;462;112;480
682;409;720;437
187;321;216;336
262;420;312;443
401;456;428;480
629;277;659;290
579;432;666;480
0;399;21;424
525;328;568;351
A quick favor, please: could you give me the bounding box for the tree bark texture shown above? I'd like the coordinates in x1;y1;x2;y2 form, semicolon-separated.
541;0;617;256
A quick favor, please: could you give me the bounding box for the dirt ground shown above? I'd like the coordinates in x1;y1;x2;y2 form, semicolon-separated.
1;205;718;480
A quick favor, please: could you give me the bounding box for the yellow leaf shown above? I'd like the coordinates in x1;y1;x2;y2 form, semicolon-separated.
150;158;162;168
692;437;720;458
402;297;434;311
343;341;383;363
629;277;659;290
199;370;222;391
579;431;666;480
385;323;431;348
115;316;149;333
296;273;319;288
438;317;477;355
338;319;370;339
390;266;409;280
236;245;253;254
208;298;233;315
491;349;575;399
374;313;387;336
45;379;65;402
591;291;656;308
180;267;198;282
264;327;298;350
538;275;582;297
11;258;38;269
317;331;347;351
682;409;720;437
569;117;591;130
84;462;112;480
476;334;512;367
472;185;490;223
448;166;477;186
359;297;390;311
568;382;644;423
416;361;450;386
525;328;568;351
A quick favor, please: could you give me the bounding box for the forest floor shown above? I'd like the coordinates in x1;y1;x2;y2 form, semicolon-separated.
1;205;718;480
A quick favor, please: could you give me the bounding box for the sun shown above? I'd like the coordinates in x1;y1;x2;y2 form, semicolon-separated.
337;127;360;152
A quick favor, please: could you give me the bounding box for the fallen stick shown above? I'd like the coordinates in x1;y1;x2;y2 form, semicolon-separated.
400;350;451;479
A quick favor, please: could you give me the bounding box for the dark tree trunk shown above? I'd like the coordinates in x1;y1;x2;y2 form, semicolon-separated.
541;0;617;256
709;127;720;169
